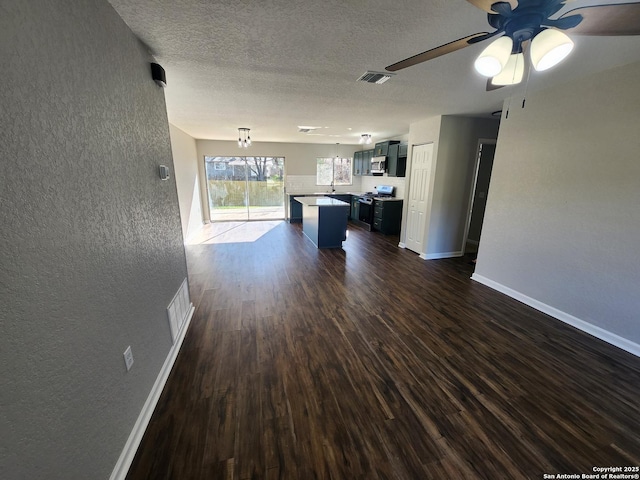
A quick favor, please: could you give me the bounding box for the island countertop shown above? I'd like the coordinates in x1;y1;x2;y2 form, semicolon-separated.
295;196;350;207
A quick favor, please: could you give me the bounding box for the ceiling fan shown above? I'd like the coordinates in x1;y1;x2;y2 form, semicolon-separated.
386;0;640;88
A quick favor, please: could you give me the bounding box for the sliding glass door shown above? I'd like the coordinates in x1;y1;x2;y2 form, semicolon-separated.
204;156;285;222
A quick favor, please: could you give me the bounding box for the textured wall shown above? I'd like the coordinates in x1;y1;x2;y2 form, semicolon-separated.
169;124;203;240
0;1;188;478
475;60;640;343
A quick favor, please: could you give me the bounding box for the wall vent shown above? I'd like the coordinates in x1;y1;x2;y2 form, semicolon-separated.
167;278;191;344
356;71;395;84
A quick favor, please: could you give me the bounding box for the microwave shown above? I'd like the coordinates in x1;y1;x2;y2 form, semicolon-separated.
371;156;386;175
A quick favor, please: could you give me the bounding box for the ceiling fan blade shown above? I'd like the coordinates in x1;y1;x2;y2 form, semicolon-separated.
559;2;640;36
544;14;583;30
491;1;514;16
466;0;518;13
488;13;503;29
547;1;566;17
385;33;490;72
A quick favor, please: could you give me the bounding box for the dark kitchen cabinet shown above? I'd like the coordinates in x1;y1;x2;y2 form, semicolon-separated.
372;199;403;235
327;194;353;219
363;149;373;175
387;143;407;177
354;149;374;175
289;195;304;223
353;151;363;175
373;140;400;157
351;196;360;221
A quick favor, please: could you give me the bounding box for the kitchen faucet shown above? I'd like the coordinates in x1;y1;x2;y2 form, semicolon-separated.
330;181;335;193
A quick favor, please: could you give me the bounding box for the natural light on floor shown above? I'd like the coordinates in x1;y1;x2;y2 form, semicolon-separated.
186;221;284;245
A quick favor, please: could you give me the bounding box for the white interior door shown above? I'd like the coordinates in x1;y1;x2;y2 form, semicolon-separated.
405;143;434;254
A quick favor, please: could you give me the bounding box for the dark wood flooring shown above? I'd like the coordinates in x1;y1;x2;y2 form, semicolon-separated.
127;221;640;479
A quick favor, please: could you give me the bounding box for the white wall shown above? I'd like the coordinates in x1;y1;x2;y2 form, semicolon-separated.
0;1;189;478
474;60;640;349
427;116;500;256
403;115;499;258
195;140;360;220
170;124;203;240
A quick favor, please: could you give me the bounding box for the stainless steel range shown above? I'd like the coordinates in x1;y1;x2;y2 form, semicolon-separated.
357;185;395;229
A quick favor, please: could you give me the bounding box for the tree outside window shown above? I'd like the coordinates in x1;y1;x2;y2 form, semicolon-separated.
316;157;352;186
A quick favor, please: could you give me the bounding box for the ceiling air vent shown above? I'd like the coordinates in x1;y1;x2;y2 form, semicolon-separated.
298;125;322;133
357;71;395;84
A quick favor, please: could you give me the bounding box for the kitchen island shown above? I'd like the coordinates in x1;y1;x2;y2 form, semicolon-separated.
295;196;350;248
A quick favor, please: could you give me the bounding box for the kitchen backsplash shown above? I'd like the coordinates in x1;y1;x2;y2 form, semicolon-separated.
361;175;406;199
286;174;406;198
285;175;327;193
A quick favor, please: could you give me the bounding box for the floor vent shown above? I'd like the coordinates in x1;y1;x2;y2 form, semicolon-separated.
356;71;395;84
167;278;191;344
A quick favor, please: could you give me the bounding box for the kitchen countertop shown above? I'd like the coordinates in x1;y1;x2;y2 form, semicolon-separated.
287;192;403;201
287;192;365;196
295;196;350;207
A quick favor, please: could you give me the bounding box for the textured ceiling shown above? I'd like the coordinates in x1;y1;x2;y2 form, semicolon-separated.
108;0;640;144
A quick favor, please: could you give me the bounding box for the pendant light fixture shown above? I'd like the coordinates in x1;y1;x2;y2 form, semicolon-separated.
238;128;251;148
474;36;513;77
530;28;574;71
360;134;372;145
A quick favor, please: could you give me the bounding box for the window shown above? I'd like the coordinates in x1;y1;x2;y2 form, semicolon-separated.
316;157;352;185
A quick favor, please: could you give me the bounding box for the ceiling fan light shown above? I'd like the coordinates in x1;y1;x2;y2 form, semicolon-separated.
492;53;525;86
474;36;513;77
531;29;574;71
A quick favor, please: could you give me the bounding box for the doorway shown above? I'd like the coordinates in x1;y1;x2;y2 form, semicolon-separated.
464;140;496;255
204;156;285;222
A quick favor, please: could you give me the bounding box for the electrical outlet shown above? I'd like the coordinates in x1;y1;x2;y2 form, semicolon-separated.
123;346;134;371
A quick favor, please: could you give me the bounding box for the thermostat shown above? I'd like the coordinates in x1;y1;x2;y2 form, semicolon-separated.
159;165;170;180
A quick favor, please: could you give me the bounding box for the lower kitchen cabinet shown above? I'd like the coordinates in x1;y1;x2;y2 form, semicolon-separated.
372;199;403;235
327;194;353;219
351;196;360;221
289;195;304;223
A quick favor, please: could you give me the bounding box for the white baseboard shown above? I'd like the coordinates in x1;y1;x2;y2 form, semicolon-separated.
398;242;406;249
471;273;640;358
421;250;464;260
109;303;195;480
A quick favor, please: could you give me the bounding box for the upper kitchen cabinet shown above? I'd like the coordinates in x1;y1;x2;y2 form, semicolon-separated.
353;151;363;175
387;143;408;177
373;140;400;157
354;149;374;175
363;149;373;175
